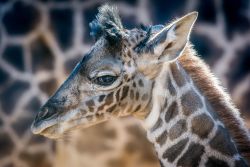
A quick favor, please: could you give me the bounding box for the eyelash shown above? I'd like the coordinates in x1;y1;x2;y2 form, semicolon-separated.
93;75;118;86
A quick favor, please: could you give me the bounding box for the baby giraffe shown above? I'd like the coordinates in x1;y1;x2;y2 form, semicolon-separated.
31;5;250;167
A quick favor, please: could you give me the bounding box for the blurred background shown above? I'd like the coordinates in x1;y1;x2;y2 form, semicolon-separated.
0;0;249;167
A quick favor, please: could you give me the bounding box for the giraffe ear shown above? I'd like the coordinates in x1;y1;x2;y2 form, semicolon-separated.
145;12;198;62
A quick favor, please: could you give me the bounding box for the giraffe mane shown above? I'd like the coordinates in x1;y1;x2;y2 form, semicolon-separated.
89;4;123;42
179;43;250;163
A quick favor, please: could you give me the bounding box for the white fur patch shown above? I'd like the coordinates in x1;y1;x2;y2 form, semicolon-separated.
143;64;169;129
167;24;176;41
153;25;176;57
154;43;167;56
144;95;161;129
124;64;135;74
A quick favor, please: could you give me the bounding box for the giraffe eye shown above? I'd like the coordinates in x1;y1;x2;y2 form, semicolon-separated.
94;75;118;86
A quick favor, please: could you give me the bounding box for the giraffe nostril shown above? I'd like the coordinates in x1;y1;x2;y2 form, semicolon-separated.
38;107;48;118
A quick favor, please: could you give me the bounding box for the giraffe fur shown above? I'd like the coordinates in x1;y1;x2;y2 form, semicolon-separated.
31;4;250;167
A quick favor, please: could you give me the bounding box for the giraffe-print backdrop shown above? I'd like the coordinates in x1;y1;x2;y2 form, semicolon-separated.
0;0;249;167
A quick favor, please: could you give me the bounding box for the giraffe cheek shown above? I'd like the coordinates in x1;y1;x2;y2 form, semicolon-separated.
85;99;95;112
106;104;117;114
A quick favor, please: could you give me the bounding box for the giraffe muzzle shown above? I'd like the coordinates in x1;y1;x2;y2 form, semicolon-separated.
31;101;61;135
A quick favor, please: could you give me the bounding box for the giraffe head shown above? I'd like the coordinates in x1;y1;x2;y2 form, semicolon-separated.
31;4;197;139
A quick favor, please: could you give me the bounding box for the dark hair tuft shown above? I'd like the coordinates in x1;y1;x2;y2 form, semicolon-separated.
89;4;123;42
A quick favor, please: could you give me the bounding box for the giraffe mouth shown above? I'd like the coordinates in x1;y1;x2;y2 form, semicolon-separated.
31;107;82;138
36;124;62;139
31;118;82;139
30;116;59;137
31;112;107;139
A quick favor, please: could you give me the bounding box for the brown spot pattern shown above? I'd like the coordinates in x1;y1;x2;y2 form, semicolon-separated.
166;75;176;95
235;158;249;167
163;98;168;110
120;86;129;100
133;105;141;112
169;119;186;140
205;156;229;167
165;42;173;50
209;126;238;156
107;105;116;113
165;101;178;123
124;74;128;81
97;103;105;111
80;109;87;116
105;92;114;105
115;89;120;101
88;106;94;112
162;138;189;162
98;95;105;102
130;89;134;99
86;116;93;121
135;92;139;100
138;79;144;87
133;82;136;87
127;61;131;67
141;93;149;101
86;99;95;107
156;130;168;146
181;90;203;116
170;62;186;87
177;142;204;167
191;113;214;139
96;113;105;120
150;118;163;132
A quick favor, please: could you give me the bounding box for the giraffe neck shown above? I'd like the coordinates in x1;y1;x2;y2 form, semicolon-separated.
145;61;248;167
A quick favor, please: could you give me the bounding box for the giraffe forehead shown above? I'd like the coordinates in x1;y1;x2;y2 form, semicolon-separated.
85;28;147;67
82;31;142;68
78;40;125;74
123;28;147;48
